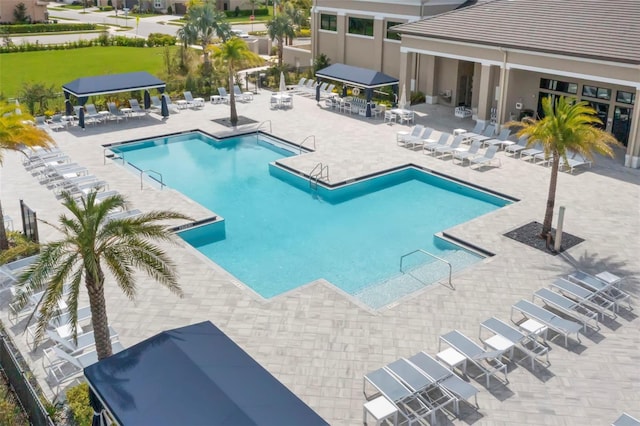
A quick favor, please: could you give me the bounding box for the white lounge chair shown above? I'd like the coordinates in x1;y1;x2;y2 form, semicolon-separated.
407;352;478;416
48;114;66;131
45;325;119;355
396;125;424;146
433;134;465;158
479;317;549;370
439;330;508;387
162;94;180;113
217;87;230;104
384;358;456;424
233;85;253;103
150;95;162;113
26;305;92;350
183;91;205;109
568;271;632;311
559;151;592;173
129;99;147;117
483;128;511;148
533;288;599;332
551;278;617;320
511;299;582;346
504;135;529;156
84;104;104;125
469;145;501;169
467;124;496;145
107;102;126;122
520;142;545;162
406;127;434;150
612;412;640;426
460;122;485;142
453;140;482;165
34;115;49;130
46;341;124;386
423;132;452;154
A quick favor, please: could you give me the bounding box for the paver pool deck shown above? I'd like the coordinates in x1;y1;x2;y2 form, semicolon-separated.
1;92;639;425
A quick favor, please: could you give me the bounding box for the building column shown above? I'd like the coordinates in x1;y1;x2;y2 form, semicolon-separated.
398;50;412;100
624;88;640;168
336;12;346;64
496;66;511;128
476;64;496;125
311;9;318;61
421;55;437;104
373;17;384;71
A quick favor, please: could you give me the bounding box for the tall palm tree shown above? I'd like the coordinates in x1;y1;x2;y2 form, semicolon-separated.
15;191;191;361
211;38;262;127
266;13;295;67
177;0;231;75
282;1;306;45
507;96;620;240
0;100;54;251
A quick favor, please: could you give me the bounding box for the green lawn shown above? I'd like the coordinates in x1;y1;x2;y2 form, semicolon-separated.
0;46;175;99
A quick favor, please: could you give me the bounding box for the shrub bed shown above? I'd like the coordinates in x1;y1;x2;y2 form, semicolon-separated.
0;23;96;34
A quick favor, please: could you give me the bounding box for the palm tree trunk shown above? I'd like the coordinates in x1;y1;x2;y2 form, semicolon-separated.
229;69;238;127
278;38;283;67
86;269;112;361
541;152;560;238
0;200;8;251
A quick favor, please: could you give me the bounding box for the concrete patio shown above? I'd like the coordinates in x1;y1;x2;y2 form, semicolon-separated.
1;90;638;425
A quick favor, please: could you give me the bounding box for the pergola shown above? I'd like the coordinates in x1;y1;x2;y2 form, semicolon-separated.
315;63;399;117
84;321;329;425
62;71;167;128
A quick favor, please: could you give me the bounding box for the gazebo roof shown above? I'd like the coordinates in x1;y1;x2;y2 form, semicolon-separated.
62;71;165;98
315;63;398;88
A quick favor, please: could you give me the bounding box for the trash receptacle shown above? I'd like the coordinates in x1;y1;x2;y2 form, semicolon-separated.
259;73;266;89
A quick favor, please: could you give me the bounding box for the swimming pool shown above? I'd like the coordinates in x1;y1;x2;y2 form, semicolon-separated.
109;131;512;307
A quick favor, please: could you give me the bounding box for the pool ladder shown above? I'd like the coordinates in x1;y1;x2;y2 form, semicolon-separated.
309;162;329;190
399;249;454;289
299;135;316;153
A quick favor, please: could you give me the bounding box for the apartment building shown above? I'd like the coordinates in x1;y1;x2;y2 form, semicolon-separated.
0;0;48;23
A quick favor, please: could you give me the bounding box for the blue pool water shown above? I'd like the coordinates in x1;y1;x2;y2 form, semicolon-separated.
110;132;510;302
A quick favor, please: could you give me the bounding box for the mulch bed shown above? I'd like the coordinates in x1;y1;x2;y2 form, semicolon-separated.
504;221;584;255
212;116;257;127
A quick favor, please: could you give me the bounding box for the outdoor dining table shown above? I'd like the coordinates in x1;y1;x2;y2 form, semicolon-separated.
272;93;292;108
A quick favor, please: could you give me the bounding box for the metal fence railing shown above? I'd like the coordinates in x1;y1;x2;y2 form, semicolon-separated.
0;334;55;426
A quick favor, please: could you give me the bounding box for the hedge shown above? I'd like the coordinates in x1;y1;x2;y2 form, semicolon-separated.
224;8;269;18
0;33;176;53
0;23;97;34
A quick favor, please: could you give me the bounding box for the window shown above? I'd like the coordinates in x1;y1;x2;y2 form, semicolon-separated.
320;14;337;32
616;90;635;105
348;17;374;36
539;78;577;94
385;21;402;40
582;85;611;100
154;0;162;8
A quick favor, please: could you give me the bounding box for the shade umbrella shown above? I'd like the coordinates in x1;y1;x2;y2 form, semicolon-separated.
161;94;169;118
89;389;108;426
14;99;21;115
398;84;407;110
279;72;286;94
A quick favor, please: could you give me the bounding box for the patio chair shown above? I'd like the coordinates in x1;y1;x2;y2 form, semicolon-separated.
150;95;162;113
453;140;482;165
105;209;142;223
423;133;452;155
612;412;640;426
363;367;435;426
483;128;511;148
479;317;550;370
48;114;66;131
281;95;293;109
568;271;632;311
533;288;600;332
128;99;147;117
399;110;414;125
45;325;119;356
293;77;306;92
84;104;104;125
407;352;479;416
34;115;49;130
467;124;496;145
232;86;250;103
384;109;396;123
162;94;180;113
504;135;529;156
520;142;545;162
26;305;92;350
107;102;126;122
438;330;508;387
322;83;335;98
559;151;592;173
385;358;456;424
511;299;582;346
217;87;230;104
469;145;501;169
460;122;485;142
270;94;279;110
396;125;424;146
45;341;124;386
433;134;465;159
406;127;435;150
550;278;617;320
183;91;205;109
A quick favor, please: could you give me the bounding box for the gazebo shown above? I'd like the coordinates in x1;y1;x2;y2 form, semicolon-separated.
315;63;399;117
62;71;167;128
84;321;329;425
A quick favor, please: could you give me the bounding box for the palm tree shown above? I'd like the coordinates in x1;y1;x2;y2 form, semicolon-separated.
282;1;306;45
211;38;262;127
0;100;54;251
15;191;191;361
507;96;620;240
177;1;231;75
244;0;263;18
266;13;295;67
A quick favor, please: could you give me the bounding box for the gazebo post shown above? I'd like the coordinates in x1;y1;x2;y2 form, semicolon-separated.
365;88;373;118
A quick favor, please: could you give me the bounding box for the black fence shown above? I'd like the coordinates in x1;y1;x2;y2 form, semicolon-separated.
0;334;55;426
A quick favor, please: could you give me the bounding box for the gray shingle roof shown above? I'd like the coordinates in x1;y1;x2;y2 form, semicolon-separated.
393;0;640;64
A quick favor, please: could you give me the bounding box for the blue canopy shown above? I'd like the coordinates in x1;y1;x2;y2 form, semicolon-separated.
84;321;329;426
62;71;165;98
315;63;398;89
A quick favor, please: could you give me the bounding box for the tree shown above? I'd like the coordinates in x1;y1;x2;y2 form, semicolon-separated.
0;101;54;251
13;3;29;24
15;190;191;360
507;96;620;240
177;1;231;75
211;38;262;127
244;0;263;18
282;1;305;45
266;13;295;67
19;82;57;116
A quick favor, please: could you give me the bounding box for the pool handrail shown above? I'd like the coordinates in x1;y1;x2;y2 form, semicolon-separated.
299;135;316;153
140;169;165;190
400;249;453;289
